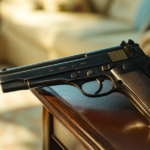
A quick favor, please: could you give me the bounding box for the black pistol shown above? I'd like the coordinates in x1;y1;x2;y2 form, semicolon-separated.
1;39;150;121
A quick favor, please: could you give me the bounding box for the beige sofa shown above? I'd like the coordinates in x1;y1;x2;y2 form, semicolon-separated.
0;0;150;66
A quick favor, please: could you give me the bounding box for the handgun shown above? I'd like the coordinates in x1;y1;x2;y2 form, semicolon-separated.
1;39;150;121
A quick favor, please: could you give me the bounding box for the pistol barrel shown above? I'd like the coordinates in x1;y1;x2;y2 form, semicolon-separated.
1;79;29;93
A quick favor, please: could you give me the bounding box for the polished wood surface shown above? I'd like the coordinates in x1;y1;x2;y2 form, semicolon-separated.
32;81;150;150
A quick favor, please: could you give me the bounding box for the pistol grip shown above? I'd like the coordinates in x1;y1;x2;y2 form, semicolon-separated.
111;63;150;122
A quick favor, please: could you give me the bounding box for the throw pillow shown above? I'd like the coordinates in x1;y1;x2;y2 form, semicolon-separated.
40;0;92;12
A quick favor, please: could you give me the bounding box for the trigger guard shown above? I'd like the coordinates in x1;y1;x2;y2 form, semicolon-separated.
68;75;116;97
94;78;103;94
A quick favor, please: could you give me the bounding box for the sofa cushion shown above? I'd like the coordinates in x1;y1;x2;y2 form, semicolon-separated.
1;3;133;52
2;26;49;66
1;4;106;51
1;2;139;64
57;17;133;38
54;29;138;57
53;16;136;56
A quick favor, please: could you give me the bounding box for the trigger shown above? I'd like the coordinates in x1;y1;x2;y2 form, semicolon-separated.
94;77;105;94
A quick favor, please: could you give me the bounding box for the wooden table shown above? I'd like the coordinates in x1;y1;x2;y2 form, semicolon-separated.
32;81;150;150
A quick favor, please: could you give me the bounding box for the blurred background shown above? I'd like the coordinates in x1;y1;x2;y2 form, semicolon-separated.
0;0;150;149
